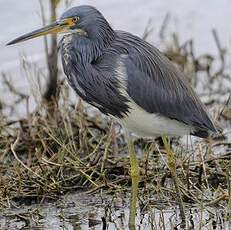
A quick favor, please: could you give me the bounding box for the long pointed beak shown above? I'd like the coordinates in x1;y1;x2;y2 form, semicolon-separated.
7;21;66;46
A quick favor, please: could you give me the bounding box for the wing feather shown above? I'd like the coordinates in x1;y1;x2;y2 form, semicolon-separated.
114;31;216;134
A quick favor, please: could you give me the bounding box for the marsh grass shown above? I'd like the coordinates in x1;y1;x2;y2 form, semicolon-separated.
0;77;230;224
0;20;230;228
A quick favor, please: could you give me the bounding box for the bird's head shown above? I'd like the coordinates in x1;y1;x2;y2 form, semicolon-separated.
7;5;114;45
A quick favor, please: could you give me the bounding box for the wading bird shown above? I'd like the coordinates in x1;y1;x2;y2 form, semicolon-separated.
7;5;216;229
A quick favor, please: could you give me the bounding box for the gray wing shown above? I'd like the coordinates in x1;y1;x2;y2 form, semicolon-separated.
114;31;216;136
62;51;130;118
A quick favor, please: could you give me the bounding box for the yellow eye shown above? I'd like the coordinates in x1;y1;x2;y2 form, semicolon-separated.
72;17;79;23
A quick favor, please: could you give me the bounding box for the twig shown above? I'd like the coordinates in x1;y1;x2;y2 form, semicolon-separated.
205;194;228;206
218;93;231;120
2;73;27;100
142;19;154;40
39;0;49;66
159;13;170;41
211;29;226;81
11;132;44;180
100;125;113;175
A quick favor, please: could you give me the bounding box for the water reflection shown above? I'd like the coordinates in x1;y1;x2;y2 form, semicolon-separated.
0;192;228;229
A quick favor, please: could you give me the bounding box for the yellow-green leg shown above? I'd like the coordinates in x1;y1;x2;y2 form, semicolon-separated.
162;136;186;226
127;138;140;230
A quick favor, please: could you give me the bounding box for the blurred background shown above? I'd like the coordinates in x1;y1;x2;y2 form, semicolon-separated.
0;1;230;229
1;0;230;117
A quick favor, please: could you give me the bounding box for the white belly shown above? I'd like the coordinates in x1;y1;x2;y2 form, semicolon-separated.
119;102;193;138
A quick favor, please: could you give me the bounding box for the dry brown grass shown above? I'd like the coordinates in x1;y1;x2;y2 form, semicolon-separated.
0;20;230;228
0;81;229;212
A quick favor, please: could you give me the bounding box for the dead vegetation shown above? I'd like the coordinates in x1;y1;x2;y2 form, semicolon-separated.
0;8;230;229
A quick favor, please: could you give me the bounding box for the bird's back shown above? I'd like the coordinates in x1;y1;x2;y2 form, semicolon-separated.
61;30;216;138
99;30;216;137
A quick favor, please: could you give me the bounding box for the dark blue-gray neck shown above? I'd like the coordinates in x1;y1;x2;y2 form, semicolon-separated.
60;25;115;66
60;5;115;64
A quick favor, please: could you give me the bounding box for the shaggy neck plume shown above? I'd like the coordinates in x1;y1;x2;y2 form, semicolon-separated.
61;19;115;66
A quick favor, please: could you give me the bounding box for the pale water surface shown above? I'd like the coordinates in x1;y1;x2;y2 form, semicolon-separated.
0;192;229;229
0;1;230;229
0;0;230;116
1;0;231;76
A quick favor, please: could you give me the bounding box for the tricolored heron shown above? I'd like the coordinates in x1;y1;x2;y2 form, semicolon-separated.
7;5;216;228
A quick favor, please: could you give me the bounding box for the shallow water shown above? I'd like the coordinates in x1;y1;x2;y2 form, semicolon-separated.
0;0;230;119
0;192;229;230
0;1;230;229
2;0;231;68
1;0;231;87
